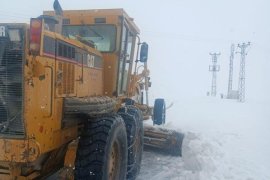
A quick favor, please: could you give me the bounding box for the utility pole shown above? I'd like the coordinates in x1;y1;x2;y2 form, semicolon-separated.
227;44;235;97
237;42;250;102
209;53;221;97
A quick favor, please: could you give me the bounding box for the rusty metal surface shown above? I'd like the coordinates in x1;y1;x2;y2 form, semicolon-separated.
143;125;184;156
0;138;40;163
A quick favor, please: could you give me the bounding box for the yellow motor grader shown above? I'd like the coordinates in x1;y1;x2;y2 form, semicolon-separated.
0;1;184;179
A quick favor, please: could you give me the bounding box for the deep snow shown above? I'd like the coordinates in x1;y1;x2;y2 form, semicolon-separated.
137;97;270;180
47;97;270;180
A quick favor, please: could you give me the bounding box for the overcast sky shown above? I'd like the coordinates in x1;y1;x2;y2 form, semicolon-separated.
1;0;269;103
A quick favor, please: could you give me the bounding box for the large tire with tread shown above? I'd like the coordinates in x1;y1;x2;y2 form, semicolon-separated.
64;96;116;117
74;114;128;180
118;106;144;180
153;98;166;125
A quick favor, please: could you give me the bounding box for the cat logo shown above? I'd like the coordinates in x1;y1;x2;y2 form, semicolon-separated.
0;26;6;37
87;54;95;68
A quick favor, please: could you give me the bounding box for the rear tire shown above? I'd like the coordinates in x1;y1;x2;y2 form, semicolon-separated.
118;106;143;180
153;98;166;125
74;114;127;180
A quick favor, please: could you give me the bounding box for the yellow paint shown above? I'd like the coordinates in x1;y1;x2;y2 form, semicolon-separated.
0;9;146;178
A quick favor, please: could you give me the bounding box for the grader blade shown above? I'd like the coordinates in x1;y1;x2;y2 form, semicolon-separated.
143;125;184;156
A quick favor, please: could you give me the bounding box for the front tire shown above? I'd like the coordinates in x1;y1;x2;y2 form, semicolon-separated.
74;114;128;180
153;98;166;125
118;106;144;180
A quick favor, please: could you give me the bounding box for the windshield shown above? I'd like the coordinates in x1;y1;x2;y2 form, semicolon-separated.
62;24;116;52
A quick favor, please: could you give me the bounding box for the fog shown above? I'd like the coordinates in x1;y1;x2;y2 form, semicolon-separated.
1;0;270;179
1;0;269;103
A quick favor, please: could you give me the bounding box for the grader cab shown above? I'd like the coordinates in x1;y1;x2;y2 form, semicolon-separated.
0;1;184;179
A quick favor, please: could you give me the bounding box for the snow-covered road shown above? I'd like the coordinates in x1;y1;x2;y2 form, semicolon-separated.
47;98;270;180
138;98;270;180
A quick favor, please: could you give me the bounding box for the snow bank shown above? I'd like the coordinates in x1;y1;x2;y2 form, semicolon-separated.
138;97;270;180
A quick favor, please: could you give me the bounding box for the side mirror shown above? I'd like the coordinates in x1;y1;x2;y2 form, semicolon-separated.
140;42;148;63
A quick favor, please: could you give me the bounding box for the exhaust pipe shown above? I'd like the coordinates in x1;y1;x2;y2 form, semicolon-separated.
53;0;63;34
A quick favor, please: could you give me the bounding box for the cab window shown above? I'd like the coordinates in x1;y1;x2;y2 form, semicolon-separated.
62;24;116;52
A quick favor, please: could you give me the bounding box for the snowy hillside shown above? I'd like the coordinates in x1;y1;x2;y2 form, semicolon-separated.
138;97;270;180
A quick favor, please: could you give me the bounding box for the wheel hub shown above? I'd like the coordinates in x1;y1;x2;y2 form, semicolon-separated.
108;142;120;180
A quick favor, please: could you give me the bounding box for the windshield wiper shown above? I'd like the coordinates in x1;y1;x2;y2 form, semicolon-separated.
88;28;104;40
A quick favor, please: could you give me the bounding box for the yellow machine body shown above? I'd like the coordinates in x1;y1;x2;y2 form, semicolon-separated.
0;9;141;179
0;8;184;180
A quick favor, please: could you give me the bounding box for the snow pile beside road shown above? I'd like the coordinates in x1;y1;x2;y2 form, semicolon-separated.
138;97;270;180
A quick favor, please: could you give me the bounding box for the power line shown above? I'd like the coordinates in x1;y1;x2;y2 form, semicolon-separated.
142;30;233;44
0;10;33;17
0;13;30;19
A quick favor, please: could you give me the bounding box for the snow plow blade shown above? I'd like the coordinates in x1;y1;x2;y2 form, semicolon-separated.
143;125;184;156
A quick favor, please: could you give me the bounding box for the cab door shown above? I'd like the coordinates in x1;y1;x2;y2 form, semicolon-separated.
117;24;136;96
